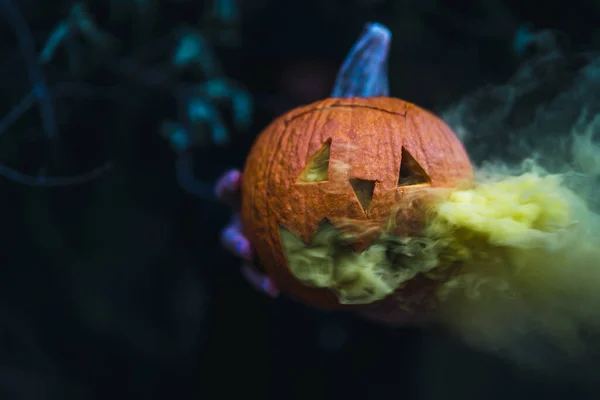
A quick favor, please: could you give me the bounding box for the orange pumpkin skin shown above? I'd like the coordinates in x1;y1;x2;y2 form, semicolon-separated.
241;97;474;312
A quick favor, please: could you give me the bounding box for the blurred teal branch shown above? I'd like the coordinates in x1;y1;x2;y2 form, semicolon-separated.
40;2;116;75
0;0;251;191
0;0;112;186
2;0;56;138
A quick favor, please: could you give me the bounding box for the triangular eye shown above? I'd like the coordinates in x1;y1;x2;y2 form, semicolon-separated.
350;178;376;212
398;147;431;186
297;139;331;183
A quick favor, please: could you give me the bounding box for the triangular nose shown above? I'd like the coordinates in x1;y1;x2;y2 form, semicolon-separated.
349;178;376;212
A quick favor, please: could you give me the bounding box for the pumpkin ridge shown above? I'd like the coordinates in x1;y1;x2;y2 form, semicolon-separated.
284;103;408;126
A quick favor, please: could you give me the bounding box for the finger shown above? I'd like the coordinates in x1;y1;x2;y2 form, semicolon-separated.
215;169;242;207
221;219;253;261
241;263;280;298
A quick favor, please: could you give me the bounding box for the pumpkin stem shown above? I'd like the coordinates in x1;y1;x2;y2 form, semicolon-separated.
331;22;391;98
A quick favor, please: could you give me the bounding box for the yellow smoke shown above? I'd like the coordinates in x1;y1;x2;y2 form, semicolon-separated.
424;153;600;371
429;31;600;373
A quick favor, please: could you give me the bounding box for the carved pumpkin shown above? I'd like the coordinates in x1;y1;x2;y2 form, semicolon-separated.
241;96;474;313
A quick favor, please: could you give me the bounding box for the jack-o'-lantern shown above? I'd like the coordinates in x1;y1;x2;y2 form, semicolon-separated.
241;96;474;314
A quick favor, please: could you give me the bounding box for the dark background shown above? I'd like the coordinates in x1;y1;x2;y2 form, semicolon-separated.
0;0;599;398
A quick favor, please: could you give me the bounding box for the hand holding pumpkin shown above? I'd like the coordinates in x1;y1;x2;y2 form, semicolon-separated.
215;22;470;325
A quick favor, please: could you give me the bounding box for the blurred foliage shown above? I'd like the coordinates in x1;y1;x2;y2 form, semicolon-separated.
0;0;254;191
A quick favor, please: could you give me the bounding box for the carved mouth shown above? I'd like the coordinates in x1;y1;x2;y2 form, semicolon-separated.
279;220;443;305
